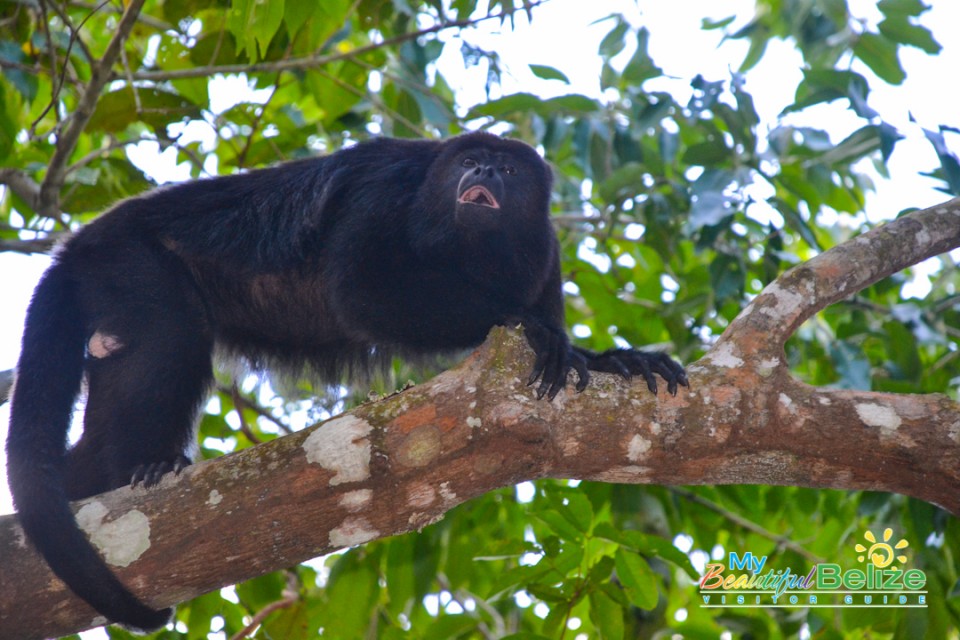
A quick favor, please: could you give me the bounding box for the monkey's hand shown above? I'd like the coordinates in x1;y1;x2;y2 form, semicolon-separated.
575;347;689;396
510;317;590;400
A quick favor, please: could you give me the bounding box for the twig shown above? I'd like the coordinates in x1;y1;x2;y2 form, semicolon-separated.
228;590;299;640
0;370;13;406
218;384;292;434
128;1;552;83
229;383;262;445
0;168;41;210
37;0;147;219
670;487;825;564
31;0;109;132
67;0;174;32
0;235;63;255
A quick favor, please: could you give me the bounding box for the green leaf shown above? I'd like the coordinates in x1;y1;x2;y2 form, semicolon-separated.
854;32;906;85
819;125;883;166
830;341;871;389
529;64;570;83
467;93;597;119
738;28;769;72
423;614;479;640
589;588;625;639
878;0;928;18
0;82;17;162
922;126;960;194
0;41;38;102
594;523;700;580
878;17;940;54
533;508;584;542
318;550;381;636
614;548;659;609
87;87;201;134
702;15;735;30
622;28;662;85
598;17;629;58
227;0;285;60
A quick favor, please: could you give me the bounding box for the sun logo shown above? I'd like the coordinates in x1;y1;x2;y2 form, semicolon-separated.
855;528;909;568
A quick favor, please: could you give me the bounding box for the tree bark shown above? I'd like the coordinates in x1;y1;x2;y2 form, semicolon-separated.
1;197;958;638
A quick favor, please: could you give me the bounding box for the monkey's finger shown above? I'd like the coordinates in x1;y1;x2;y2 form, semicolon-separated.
540;350;564;400
647;354;688;396
541;334;569;400
607;354;632;379
528;348;548;387
572;353;590;393
636;357;658;395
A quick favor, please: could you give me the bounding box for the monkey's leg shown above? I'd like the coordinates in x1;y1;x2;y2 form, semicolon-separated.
65;308;213;499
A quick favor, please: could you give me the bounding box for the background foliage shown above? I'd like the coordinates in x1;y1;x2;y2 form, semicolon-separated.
1;0;959;637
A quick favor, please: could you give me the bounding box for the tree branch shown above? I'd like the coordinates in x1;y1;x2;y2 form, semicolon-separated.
1;198;958;637
720;197;960;361
0;168;41;210
0;235;61;255
127;2;550;83
36;0;146;219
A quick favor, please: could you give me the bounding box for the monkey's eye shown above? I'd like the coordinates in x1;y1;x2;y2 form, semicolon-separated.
501;165;517;176
462;158;478;168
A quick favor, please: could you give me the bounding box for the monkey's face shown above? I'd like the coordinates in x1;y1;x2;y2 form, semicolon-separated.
447;143;550;233
454;154;511;230
411;134;554;263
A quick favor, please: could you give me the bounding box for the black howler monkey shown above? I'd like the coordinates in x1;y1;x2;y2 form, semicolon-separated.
6;131;687;631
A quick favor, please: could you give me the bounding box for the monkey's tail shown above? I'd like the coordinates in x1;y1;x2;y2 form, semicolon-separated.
5;262;172;632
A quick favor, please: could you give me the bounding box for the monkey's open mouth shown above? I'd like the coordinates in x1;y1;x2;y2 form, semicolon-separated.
458;185;500;209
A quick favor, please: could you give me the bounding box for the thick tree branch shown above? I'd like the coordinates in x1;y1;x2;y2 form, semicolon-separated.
1;199;958;637
721;197;960;361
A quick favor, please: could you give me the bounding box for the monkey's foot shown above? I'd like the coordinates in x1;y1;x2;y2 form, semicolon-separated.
130;455;192;488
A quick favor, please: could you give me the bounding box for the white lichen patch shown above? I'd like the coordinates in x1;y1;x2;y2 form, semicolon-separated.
706;342;744;368
591;466;651;482
561;437;581;457
948;420;960;443
406;482;436;508
303;415;373;485
758;281;806;321
778;393;796;414
466;416;482;429
408;512;444;529
76;502;152;567
207;489;223;506
339;489;373;513
855;402;902;438
627;434;651;462
439;481;457;503
329;517;379;548
758;358;781;377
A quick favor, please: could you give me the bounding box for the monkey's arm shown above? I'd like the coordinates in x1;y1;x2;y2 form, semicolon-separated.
519;255;688;400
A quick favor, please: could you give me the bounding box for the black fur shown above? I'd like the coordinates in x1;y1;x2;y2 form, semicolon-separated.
6;132;687;631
